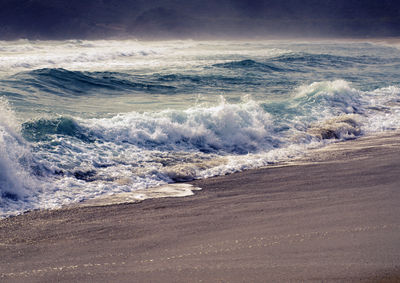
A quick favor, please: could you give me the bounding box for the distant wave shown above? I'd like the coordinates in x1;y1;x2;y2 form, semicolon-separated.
213;59;286;72
12;68;176;96
155;73;258;87
270;52;391;68
209;54;386;73
3;67;271;100
0;40;155;71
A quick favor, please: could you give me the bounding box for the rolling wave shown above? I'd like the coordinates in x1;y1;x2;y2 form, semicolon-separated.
22;116;93;142
270;52;398;68
12;68;176;96
213;59;286;72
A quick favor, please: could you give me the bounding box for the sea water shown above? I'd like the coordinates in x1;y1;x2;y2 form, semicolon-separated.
1;39;400;216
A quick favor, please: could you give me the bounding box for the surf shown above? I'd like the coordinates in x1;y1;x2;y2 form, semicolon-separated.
1;40;400;218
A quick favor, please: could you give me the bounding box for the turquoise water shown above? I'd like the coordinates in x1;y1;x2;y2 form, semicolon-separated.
1;40;400;216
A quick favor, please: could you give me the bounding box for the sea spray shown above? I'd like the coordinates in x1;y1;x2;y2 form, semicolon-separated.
83;97;275;154
0;98;37;200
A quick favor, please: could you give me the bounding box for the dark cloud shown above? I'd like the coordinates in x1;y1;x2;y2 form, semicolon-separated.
1;0;399;39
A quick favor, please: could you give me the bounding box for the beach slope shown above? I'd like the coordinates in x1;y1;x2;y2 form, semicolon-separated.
1;132;400;282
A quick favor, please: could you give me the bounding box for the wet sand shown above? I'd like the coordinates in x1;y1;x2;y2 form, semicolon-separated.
1;132;400;282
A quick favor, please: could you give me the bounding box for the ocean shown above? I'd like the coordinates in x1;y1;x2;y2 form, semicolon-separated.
1;39;399;217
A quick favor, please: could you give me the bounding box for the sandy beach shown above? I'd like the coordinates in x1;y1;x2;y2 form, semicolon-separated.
1;132;399;282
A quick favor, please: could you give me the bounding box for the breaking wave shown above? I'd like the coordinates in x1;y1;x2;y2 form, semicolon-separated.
0;98;40;203
2;79;400;217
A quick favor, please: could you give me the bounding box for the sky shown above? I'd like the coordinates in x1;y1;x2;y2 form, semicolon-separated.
0;0;400;40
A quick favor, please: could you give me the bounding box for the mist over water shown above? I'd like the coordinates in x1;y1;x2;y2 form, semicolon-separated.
1;0;400;39
1;40;400;217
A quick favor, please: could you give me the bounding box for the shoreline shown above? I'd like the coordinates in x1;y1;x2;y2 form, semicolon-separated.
1;131;400;282
73;130;400;208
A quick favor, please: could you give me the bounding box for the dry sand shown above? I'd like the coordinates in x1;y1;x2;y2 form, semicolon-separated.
1;132;400;282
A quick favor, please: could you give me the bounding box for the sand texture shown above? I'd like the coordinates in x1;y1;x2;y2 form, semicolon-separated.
1;132;400;282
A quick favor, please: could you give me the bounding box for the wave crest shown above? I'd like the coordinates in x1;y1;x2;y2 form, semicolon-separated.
293;80;364;115
0;98;37;200
213;59;285;72
14;68;176;96
84;98;275;154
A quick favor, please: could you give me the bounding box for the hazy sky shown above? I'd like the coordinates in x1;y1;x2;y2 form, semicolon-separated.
1;0;400;39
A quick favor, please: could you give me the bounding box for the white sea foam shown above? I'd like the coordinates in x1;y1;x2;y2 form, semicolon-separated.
365;86;400;132
83;97;276;153
0;98;39;203
78;183;201;207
